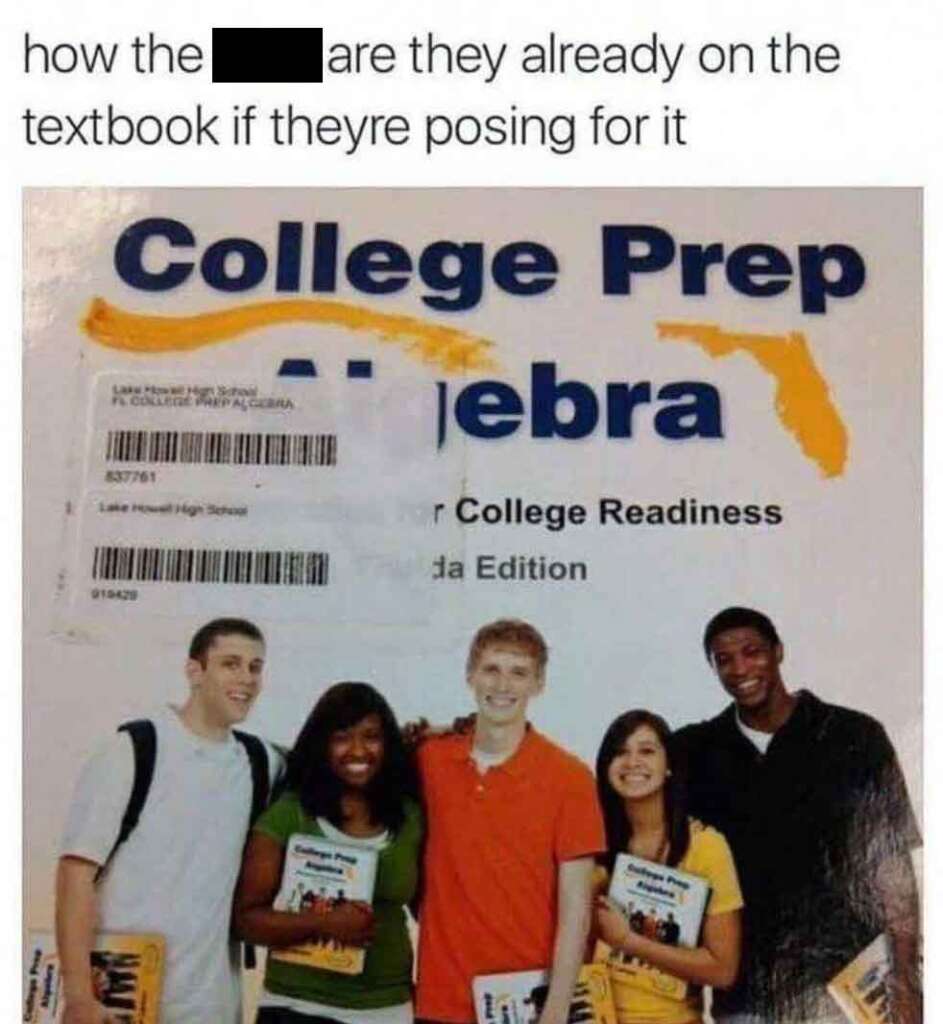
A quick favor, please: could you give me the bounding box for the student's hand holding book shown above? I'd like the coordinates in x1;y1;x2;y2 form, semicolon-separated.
62;993;118;1024
595;895;637;954
304;900;375;947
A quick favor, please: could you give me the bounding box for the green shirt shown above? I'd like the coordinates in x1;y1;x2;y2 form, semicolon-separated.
254;791;423;1010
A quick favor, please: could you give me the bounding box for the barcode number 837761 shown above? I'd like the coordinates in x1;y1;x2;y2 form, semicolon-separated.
105;470;157;484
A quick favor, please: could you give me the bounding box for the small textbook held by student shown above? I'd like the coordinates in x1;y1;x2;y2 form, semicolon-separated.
271;834;379;975
827;934;894;1024
24;931;165;1024
473;963;618;1024
594;852;711;1001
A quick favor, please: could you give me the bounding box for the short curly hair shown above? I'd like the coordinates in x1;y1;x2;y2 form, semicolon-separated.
702;606;781;661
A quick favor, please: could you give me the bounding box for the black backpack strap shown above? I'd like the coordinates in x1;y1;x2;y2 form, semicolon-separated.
269;743;290;803
232;730;271;970
95;720;157;884
232;729;270;824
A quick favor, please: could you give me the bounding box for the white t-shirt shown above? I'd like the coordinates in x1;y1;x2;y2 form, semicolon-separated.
735;712;775;753
61;705;282;1024
471;744;512;773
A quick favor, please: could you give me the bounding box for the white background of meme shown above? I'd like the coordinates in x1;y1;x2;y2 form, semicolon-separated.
3;0;941;1017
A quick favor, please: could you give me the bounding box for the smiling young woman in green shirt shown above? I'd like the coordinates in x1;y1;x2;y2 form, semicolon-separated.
234;683;423;1024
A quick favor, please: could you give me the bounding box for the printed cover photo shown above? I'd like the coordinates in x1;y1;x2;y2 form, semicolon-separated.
24;189;922;1024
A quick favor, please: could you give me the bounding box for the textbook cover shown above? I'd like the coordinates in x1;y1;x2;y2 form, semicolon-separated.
594;852;710;1001
473;963;618;1024
270;834;378;974
23;189;922;1022
827;934;893;1024
23;931;165;1024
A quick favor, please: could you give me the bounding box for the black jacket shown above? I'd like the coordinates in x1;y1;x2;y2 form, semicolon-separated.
674;691;919;1020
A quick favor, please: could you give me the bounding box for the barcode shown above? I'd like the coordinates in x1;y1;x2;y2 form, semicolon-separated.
92;546;330;585
105;430;337;466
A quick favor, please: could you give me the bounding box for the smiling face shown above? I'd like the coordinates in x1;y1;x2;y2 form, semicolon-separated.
606;723;669;802
709;625;786;714
186;633;265;729
467;642;544;727
327;712;385;789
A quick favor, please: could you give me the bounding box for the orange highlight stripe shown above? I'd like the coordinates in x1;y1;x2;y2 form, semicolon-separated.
656;321;849;478
82;297;498;374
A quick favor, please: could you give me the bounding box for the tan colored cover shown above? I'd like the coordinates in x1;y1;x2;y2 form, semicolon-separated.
24;930;165;1024
827;934;893;1024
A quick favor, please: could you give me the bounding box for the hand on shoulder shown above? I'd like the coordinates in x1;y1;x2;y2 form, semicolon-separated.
402;714;475;749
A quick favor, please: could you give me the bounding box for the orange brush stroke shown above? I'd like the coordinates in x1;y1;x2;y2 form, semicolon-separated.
656;321;849;478
82;297;498;374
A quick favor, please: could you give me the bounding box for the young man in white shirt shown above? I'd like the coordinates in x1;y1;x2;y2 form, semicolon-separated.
56;617;280;1024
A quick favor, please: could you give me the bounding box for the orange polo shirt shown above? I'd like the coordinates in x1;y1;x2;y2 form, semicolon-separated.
416;727;605;1023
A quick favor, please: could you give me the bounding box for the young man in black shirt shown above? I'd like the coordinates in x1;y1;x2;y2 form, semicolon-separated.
675;606;921;1024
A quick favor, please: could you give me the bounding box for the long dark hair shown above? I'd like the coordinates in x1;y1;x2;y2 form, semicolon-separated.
286;682;418;832
595;710;690;871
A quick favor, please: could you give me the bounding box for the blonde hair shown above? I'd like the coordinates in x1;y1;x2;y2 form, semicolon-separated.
466;618;548;675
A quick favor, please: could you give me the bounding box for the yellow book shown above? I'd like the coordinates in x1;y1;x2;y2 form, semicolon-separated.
593;939;688;1001
828;934;893;1024
24;930;164;1024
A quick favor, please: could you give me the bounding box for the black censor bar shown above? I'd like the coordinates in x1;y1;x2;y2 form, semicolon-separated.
212;28;323;83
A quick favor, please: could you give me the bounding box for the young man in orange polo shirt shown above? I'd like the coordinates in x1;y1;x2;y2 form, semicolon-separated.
415;619;605;1024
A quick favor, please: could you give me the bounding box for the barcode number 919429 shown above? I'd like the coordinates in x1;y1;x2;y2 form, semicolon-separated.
91;588;139;601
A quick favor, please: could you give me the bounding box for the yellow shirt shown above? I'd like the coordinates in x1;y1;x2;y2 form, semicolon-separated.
600;819;743;1024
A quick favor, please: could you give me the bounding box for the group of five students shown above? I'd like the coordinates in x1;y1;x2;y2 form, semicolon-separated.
56;610;920;1024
